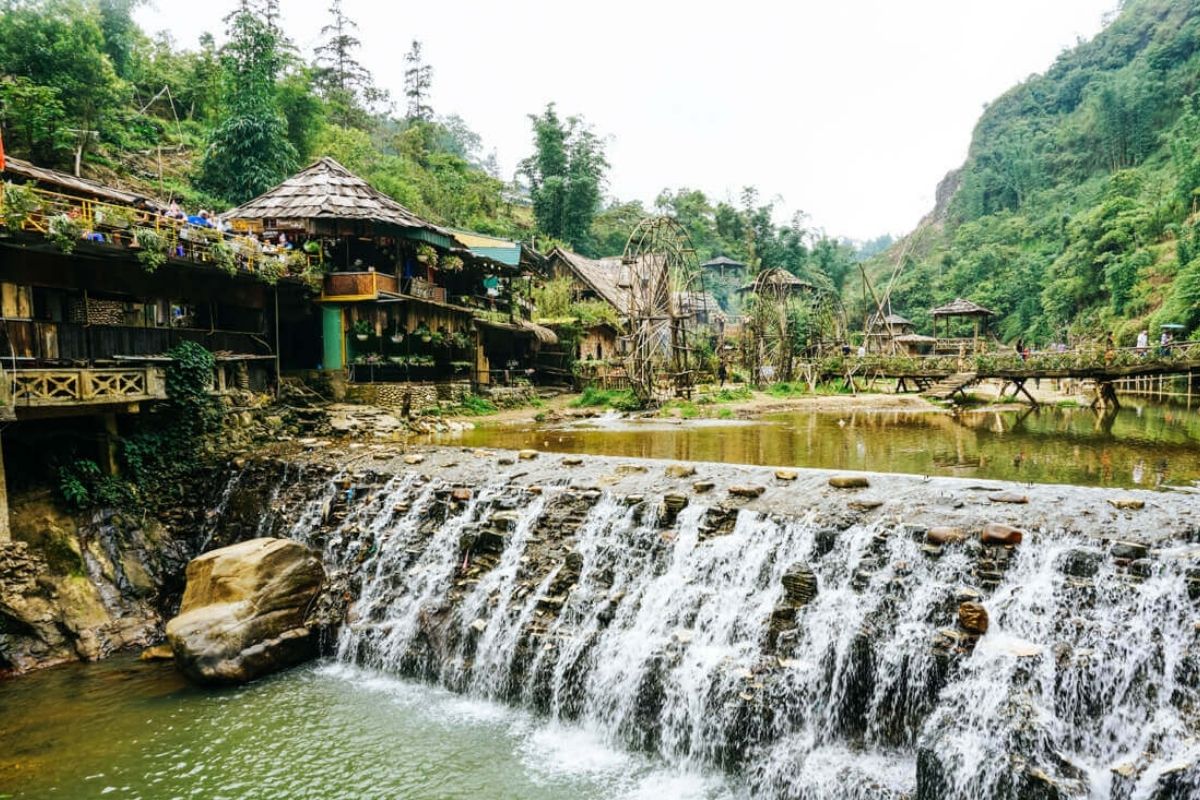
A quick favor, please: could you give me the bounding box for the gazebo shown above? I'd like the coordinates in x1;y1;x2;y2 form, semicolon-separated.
930;298;996;353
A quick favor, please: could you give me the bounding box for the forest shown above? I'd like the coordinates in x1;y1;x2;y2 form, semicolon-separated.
0;0;860;316
861;0;1200;345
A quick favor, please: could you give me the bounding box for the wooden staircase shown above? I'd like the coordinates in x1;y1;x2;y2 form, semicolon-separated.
922;372;978;401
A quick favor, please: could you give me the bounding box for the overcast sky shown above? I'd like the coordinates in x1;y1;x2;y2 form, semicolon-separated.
136;0;1117;242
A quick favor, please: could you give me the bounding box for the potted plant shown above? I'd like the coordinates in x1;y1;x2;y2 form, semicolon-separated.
352;319;372;342
389;329;405;344
415;323;432;344
415;243;438;267
442;254;464;273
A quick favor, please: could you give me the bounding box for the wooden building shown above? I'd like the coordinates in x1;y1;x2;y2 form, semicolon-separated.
930;298;996;354
221;158;550;388
0;158;312;537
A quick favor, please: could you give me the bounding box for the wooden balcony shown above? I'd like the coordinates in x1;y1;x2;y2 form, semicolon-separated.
3;366;165;409
321;271;399;301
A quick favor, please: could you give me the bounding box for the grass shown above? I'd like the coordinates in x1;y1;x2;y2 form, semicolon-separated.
572;386;641;410
451;394;499;416
695;386;753;405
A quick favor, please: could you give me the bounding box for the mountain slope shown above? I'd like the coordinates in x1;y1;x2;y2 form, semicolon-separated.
858;0;1200;345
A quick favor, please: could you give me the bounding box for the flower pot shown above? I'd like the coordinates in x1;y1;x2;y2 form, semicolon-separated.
420;335;432;344
390;334;404;344
417;255;429;264
355;334;369;342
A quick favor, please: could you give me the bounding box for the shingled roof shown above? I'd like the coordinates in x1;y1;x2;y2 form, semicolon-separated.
220;157;448;236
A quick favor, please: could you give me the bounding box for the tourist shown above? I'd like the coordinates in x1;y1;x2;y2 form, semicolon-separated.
1160;329;1172;356
717;361;727;387
1136;329;1149;355
857;343;866;357
1105;332;1115;365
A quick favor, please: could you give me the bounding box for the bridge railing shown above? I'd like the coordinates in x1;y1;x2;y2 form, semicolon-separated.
803;340;1200;378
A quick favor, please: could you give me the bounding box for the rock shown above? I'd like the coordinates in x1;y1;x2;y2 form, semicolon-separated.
988;492;1029;504
692;480;716;493
403;454;425;465
1108;497;1145;511
1111;540;1149;561
981;522;1024;546
451;488;472;502
848;499;883;511
615;463;648;474
665;464;697;478
497;457;516;465
728;484;765;499
775;469;798;481
140;644;174;662
469;618;487;633
957;602;989;635
518;449;539;460
491;511;521;531
663;492;689;513
165;538;324;685
927;526;967;545
562;456;584;466
829;475;869;489
1060;548;1103;578
781;563;818;606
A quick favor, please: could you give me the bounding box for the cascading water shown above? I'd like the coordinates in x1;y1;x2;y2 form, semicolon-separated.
264;461;1199;800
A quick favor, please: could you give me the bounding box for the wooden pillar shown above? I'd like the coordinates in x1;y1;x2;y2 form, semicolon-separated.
0;432;9;543
98;413;120;476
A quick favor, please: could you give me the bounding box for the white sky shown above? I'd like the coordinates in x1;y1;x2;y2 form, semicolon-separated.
136;0;1117;242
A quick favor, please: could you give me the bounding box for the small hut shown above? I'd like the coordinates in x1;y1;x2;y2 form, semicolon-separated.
930;298;996;354
700;255;746;279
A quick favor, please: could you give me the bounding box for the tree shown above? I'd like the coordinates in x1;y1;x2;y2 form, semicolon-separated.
314;0;386;128
404;40;433;121
519;104;607;252
0;0;122;169
198;10;297;204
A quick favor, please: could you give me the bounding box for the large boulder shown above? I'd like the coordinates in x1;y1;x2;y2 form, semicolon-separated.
166;537;324;685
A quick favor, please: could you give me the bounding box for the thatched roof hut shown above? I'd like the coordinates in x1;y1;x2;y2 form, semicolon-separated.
930;298;995;318
546;247;631;314
736;267;814;296
220;157;452;243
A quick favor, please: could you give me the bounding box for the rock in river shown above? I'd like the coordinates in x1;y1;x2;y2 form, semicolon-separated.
166;538;325;685
829;475;869;489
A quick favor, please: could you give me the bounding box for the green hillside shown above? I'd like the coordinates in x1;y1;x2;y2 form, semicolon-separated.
858;0;1200;346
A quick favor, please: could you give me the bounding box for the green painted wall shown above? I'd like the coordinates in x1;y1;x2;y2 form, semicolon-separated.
322;305;344;370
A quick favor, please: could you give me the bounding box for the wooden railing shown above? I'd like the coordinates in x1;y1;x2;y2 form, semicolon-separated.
0;320;271;363
321;271;399;300
0;183;317;281
6;366;165;406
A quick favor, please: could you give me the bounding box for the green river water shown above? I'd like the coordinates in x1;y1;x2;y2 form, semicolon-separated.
0;657;738;799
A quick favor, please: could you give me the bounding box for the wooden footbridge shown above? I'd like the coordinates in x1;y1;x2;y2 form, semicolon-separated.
807;341;1200;408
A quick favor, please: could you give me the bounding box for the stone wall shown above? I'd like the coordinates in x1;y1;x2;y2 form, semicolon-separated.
479;384;538;408
345;381;473;414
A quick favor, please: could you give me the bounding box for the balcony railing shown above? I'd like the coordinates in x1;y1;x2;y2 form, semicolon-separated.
0;183;317;283
321;271;399;300
5;366;165;407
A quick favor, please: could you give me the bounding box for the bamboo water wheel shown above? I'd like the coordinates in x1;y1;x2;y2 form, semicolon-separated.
743;268;848;382
618;217;706;406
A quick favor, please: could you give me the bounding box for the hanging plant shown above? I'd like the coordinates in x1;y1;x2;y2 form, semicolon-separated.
132;227;169;272
257;257;286;286
300;263;325;293
352;319;372;341
441;255;464;273
210;239;238;276
48;213;84;253
416;243;438;266
1;182;40;231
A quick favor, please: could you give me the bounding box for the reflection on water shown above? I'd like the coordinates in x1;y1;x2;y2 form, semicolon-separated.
0;658;739;800
443;402;1200;489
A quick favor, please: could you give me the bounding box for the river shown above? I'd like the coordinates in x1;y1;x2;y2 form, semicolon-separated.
0;657;740;799
439;400;1200;489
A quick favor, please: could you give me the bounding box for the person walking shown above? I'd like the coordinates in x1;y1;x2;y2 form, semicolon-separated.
1136;329;1149;356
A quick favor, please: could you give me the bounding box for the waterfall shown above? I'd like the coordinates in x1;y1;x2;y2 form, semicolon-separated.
266;465;1199;800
